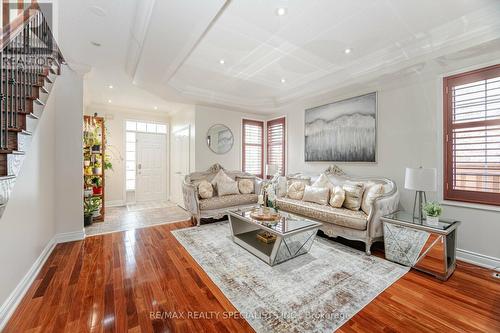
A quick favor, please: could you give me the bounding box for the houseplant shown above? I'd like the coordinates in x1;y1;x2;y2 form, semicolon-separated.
423;201;442;225
92;161;102;175
84;197;101;226
91;176;103;195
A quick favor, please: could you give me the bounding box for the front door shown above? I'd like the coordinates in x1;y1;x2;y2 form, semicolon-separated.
136;132;167;202
170;126;190;207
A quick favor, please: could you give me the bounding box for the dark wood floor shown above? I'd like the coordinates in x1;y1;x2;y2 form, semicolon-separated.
4;221;500;332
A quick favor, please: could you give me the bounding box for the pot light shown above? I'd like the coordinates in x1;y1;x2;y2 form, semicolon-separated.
90;41;101;47
108;85;113;89
153;106;158;110
344;48;352;54
281;78;286;83
107;99;112;103
276;7;287;16
219;59;225;65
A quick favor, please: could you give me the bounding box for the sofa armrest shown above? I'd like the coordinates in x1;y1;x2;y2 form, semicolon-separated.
183;181;200;217
366;189;400;239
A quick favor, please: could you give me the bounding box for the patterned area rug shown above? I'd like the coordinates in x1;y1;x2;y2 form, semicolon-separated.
172;222;409;333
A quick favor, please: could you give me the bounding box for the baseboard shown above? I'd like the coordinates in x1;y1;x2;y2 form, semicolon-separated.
105;200;125;207
457;248;500;270
54;229;85;243
0;237;56;331
0;230;85;330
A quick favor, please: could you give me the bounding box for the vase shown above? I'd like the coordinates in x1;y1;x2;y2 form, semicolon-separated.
426;216;439;225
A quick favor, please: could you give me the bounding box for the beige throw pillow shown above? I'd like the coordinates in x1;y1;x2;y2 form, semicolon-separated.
217;180;240;196
238;179;254;194
287;182;306;200
211;170;234;194
198;180;213;199
329;186;345;208
312;173;334;190
342;182;365;211
361;184;384;215
302;185;329;205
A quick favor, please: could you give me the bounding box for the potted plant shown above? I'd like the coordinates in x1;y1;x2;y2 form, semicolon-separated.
92;161;102;175
103;154;113;171
91;176;103;195
423;201;442;225
84;197;100;226
84;186;93;197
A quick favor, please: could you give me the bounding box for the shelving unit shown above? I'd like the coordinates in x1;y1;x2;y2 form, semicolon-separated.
83;115;106;222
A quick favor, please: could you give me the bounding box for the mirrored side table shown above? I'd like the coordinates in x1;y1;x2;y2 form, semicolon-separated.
381;211;460;281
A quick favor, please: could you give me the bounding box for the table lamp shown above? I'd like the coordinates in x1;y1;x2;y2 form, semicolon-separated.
405;167;437;221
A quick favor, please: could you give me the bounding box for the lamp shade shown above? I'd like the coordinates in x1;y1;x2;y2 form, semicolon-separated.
405;167;437;191
266;164;279;176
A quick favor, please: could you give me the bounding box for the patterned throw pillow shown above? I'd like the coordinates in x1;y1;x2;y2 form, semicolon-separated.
217;180;240;196
361;184;384;215
198;180;213;199
329;186;345;208
312;173;334;190
302;185;330;205
287;181;306;200
211;170;234;194
238;179;254;194
342;182;365;211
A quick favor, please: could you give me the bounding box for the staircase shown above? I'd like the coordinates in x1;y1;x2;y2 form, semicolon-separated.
0;5;64;216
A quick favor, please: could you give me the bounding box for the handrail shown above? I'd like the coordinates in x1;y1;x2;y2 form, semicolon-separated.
0;3;39;51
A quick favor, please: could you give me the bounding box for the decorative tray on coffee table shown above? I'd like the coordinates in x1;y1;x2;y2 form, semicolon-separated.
250;207;281;223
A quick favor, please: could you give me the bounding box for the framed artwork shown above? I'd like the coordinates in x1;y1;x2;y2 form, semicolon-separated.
305;92;377;162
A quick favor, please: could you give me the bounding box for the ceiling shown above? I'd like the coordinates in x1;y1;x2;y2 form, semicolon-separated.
58;0;500;113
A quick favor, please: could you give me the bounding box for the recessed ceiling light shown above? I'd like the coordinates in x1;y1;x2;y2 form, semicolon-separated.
276;8;287;16
132;80;137;85
108;85;113;89
153;106;158;110
344;48;352;54
90;41;101;47
219;59;225;65
281;78;286;83
107;99;112;103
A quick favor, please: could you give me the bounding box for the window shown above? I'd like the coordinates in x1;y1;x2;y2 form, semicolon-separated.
443;64;500;206
125;120;168;191
267;117;286;177
242;119;264;178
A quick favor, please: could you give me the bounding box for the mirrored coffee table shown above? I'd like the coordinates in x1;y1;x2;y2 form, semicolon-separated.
228;207;321;266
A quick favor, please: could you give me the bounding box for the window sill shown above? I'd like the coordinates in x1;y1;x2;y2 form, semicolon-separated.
440;200;500;213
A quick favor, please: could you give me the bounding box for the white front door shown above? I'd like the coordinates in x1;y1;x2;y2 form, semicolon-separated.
136;132;167;202
170;126;190;207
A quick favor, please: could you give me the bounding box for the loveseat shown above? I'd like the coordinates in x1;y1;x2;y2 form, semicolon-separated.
275;165;399;254
183;164;264;226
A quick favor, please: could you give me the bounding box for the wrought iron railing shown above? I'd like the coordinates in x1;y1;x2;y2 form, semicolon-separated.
0;4;64;151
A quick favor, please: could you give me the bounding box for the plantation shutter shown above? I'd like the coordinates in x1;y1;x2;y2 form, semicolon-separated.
267;117;286;177
444;64;500;206
242;119;264;178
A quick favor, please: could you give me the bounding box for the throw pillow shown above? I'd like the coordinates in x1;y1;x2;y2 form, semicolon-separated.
312;173;334;190
238;178;254;194
211;169;234;194
361;184;384;215
329;186;345;208
287;181;306;200
302;185;329;205
217;180;240;196
198;180;213;199
342;182;365;211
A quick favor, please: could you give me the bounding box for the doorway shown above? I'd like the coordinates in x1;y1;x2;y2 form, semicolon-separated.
125;120;168;203
170;125;190;207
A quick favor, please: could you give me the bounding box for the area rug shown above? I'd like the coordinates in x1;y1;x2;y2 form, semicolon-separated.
172;222;409;333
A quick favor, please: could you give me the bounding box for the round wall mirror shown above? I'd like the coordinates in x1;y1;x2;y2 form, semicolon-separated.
206;124;234;154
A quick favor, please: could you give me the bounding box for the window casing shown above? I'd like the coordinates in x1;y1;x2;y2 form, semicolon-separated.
443;64;500;206
267;117;286;177
242;119;264;178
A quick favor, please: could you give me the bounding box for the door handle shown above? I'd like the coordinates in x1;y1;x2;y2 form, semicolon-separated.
138;163;142;170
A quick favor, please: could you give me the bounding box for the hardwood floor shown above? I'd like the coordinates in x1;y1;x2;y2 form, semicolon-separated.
4;221;500;332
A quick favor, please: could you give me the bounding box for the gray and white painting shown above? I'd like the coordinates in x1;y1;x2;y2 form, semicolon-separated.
305;92;377;162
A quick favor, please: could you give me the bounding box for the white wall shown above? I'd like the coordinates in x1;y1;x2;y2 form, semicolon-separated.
85;105;170;206
277;71;500;265
194;105;265;172
170;105;196;173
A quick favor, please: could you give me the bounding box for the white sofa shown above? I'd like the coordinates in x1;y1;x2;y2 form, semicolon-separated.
275;165;399;254
182;164;264;226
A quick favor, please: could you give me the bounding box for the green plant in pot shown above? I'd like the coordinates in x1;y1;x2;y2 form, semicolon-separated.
84;197;101;226
423;201;442;225
91;176;103;195
103;154;113;171
92;161;102;175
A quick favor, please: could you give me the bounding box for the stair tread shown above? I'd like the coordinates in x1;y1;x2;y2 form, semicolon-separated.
0;175;15;181
28;112;39;119
0;149;25;155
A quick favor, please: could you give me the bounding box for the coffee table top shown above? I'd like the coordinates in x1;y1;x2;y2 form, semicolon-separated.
382;211;460;234
228;207;321;236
